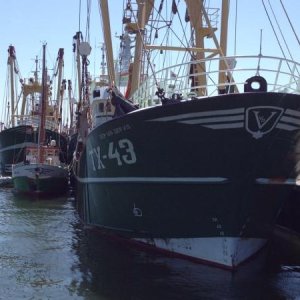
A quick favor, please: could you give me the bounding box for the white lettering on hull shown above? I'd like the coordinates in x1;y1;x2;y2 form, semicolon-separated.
89;138;137;170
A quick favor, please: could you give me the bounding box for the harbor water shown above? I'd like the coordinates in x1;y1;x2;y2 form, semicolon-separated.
0;187;300;299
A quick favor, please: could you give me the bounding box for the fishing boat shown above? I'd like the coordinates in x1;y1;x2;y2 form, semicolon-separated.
72;0;300;269
12;44;69;197
0;45;68;176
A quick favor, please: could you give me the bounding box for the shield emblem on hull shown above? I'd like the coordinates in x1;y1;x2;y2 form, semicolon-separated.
245;106;284;139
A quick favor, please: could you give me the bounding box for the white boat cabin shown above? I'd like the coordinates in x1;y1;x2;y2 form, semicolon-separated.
24;140;61;166
90;84;114;128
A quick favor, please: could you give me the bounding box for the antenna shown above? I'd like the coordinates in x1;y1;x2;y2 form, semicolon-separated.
256;29;263;75
101;43;106;75
259;29;263;56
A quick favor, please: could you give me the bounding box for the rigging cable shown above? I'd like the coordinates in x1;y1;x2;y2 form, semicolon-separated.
85;0;91;42
280;0;300;48
147;0;190;89
261;0;286;58
147;0;169;68
170;0;191;85
78;0;81;34
130;0;198;90
116;0;126;89
175;0;192;56
234;0;238;56
261;0;297;78
2;72;9;125
151;0;197;62
129;1;160;89
267;0;294;61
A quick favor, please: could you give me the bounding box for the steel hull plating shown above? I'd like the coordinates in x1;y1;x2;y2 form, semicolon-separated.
134;237;267;268
0;125;68;176
74;92;300;268
12;163;68;197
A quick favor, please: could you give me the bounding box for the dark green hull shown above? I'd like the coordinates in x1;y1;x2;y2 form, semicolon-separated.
77;180;289;238
12;163;68;197
0;125;68;176
74;92;300;268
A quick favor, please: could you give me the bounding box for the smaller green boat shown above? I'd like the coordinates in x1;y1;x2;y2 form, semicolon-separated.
12;44;68;198
12;143;68;197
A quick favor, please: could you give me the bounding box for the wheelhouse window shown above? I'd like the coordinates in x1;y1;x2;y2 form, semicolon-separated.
106;101;112;112
99;102;105;112
93;89;101;98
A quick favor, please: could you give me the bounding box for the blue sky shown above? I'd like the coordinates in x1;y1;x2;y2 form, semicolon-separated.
0;0;110;85
1;0;300;120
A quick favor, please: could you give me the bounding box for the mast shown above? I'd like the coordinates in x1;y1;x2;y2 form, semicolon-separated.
59;79;66;133
218;0;229;90
21;57;42;117
98;0;115;84
38;44;47;163
7;46;17;127
74;32;82;105
100;43;106;76
68;80;74;134
56;48;64;104
55;48;65;133
185;0;230;95
129;0;153;97
185;0;212;96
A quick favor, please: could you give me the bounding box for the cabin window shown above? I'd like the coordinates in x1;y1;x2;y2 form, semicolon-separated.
106;102;112;112
99;103;105;112
93;90;101;98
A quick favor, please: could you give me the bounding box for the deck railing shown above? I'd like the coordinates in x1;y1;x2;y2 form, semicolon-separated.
131;55;300;108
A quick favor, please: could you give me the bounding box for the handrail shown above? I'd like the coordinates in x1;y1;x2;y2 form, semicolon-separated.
131;55;300;107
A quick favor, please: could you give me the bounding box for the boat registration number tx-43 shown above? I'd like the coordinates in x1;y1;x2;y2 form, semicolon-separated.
88;138;137;170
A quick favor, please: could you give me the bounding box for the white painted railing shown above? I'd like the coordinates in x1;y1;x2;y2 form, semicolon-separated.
131;55;300;108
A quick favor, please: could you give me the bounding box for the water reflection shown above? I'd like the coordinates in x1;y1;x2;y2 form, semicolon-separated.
0;188;299;299
74;225;300;300
0;190;84;299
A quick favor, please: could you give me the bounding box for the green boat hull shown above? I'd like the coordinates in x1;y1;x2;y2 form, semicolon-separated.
12;163;68;197
0;125;68;176
74;92;300;268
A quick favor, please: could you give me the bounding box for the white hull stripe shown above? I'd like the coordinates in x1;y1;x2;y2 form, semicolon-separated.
178;115;244;125
280;115;300;126
147;108;245;122
275;123;300;131
255;178;296;185
0;142;37;153
148;108;300;124
76;176;229;184
285;108;300;118
147;107;300;133
201;122;244;129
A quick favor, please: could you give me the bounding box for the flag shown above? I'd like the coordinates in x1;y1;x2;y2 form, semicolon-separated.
226;58;237;69
170;70;177;79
